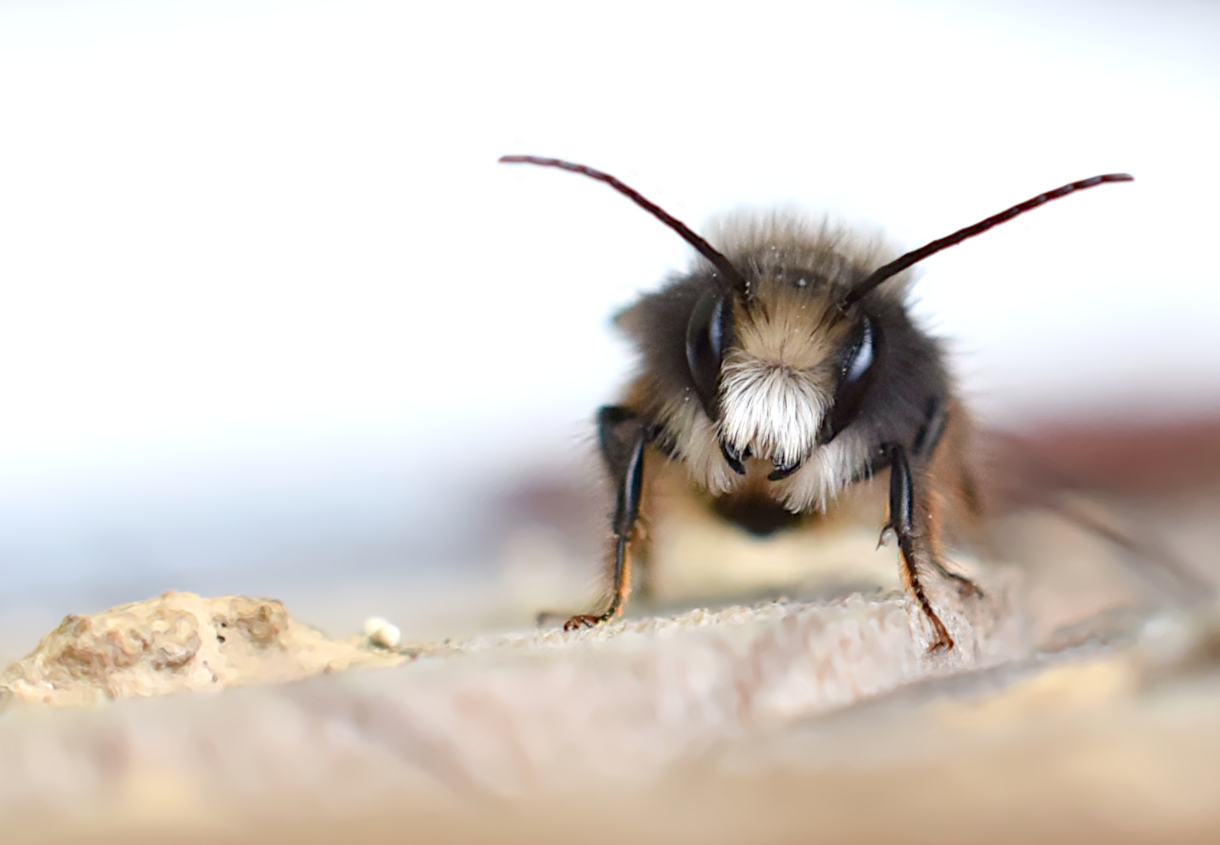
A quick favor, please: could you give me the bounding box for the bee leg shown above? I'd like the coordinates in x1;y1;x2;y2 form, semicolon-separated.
914;397;984;599
563;406;651;632
883;443;955;652
925;472;984;600
930;556;984;599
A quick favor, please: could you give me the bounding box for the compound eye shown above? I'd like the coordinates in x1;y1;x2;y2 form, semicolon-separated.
685;290;733;420
844;315;874;383
821;314;882;445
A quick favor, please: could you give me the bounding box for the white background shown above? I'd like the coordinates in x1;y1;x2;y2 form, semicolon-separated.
0;0;1216;631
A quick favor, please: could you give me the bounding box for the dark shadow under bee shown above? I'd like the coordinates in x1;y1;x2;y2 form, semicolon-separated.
502;156;1132;651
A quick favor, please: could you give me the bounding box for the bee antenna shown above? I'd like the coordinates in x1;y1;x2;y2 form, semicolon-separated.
500;155;752;298
843;173;1134;308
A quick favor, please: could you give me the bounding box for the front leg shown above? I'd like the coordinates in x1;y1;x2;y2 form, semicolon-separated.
562;406;652;631
882;443;955;652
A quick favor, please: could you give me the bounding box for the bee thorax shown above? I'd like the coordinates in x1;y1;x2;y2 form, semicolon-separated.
718;359;830;468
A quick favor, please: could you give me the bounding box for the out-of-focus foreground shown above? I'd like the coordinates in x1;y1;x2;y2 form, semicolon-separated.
1;418;1219;845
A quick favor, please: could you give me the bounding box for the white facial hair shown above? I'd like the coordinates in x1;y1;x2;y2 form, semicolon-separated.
718;358;830;468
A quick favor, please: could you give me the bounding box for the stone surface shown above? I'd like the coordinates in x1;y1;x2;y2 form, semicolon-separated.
0;514;1215;844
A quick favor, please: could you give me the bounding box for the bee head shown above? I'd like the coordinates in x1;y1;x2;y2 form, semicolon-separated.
681;228;888;480
500;155;1132;484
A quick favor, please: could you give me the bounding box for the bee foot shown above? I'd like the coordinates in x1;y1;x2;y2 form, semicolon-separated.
927;632;955;653
923;610;955;653
938;568;984;600
562;613;609;632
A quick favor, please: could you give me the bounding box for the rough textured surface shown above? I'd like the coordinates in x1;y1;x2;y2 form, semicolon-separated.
1;602;1219;845
0;496;1215;844
0;568;1027;806
306;581;1022;793
0;591;405;707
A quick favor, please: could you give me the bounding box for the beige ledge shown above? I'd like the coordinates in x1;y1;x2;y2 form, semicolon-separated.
2;568;1219;844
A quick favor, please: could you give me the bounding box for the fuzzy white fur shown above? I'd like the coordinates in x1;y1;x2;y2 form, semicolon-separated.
718;356;829;469
658;384;871;514
774;428;871;513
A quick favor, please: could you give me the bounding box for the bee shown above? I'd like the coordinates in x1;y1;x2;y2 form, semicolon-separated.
500;155;1132;650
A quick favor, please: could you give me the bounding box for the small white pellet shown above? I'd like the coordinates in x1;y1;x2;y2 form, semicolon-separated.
363;616;402;649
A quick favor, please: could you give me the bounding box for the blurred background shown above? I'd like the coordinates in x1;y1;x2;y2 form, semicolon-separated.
0;0;1217;659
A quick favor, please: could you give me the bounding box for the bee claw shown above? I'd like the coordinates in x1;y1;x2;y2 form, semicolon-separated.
928;632;954;652
538;606;619;631
562;613;609;632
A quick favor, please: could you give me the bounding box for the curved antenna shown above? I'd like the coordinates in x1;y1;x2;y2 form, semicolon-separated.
843;173;1134;308
500;155;751;298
